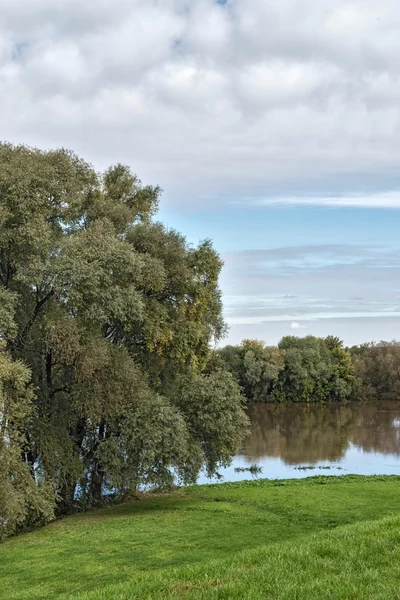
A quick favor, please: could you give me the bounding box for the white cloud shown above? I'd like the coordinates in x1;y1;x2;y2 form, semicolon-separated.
291;322;306;329
221;243;400;331
1;0;400;205
225;312;400;326
259;191;400;209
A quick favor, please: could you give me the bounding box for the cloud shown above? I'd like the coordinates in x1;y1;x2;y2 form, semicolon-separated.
224;316;400;347
1;0;400;206
226;312;400;326
221;242;400;330
258;192;400;209
291;322;306;329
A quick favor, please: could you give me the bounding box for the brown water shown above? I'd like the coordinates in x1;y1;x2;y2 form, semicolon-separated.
198;401;400;484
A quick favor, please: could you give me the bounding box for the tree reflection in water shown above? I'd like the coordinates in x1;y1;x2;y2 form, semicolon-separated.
243;402;400;465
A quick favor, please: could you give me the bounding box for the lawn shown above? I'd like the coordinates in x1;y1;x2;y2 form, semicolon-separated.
1;475;400;599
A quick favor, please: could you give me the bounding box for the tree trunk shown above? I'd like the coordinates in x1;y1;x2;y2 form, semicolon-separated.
88;421;106;507
56;475;77;516
89;460;105;507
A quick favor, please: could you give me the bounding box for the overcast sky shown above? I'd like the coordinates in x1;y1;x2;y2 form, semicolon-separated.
1;0;400;345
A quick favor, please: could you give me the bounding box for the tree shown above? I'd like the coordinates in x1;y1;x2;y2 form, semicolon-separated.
0;291;53;539
0;142;248;533
350;341;400;401
216;339;285;402
273;336;355;403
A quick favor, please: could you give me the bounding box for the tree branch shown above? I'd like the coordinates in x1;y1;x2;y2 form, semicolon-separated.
16;288;55;349
49;386;70;399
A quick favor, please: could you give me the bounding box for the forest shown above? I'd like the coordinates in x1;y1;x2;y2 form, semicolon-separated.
216;338;400;404
1;143;399;541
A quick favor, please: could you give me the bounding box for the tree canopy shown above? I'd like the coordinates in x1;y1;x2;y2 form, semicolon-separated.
0;142;248;538
216;336;355;404
215;340;285;403
350;341;400;402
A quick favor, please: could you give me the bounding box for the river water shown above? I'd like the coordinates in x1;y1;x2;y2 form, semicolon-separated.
197;401;400;484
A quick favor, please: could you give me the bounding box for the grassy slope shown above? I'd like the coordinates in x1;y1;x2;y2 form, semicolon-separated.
1;475;400;599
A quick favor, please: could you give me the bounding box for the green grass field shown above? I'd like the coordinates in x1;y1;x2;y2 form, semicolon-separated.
1;475;400;599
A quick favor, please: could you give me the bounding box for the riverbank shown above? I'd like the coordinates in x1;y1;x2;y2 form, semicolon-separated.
1;475;400;599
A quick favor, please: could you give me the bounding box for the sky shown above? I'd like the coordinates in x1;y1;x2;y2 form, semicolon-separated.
1;0;400;346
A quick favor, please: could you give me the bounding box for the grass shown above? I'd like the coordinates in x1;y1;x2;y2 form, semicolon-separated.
1;475;400;599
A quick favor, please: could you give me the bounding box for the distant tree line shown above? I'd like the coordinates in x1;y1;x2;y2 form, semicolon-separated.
0;143;248;540
350;341;400;402
215;337;400;404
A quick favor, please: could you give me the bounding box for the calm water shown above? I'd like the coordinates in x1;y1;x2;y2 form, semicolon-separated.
197;401;400;484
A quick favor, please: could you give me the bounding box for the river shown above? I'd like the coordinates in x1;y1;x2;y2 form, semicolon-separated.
197;401;400;484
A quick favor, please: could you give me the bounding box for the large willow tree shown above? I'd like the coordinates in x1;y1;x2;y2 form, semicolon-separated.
0;143;248;534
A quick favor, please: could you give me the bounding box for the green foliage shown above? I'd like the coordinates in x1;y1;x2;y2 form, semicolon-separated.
274;336;355;403
126;224;225;375
0;142;248;537
350;341;400;401
0;344;54;540
173;369;249;477
216;339;285;402
217;336;355;403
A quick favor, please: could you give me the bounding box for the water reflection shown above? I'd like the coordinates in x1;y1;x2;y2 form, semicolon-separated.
243;402;400;464
196;401;400;484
